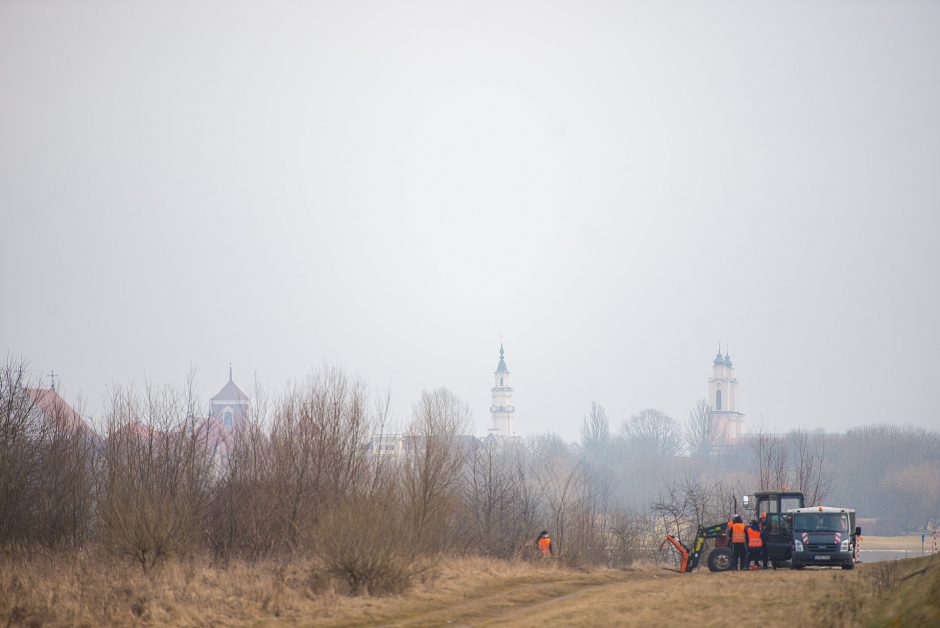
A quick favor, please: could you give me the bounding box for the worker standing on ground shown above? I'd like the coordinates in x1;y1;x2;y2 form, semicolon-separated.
729;515;748;570
747;519;766;569
536;530;553;558
759;513;776;569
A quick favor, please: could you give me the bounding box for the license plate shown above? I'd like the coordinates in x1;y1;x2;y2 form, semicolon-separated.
813;555;831;560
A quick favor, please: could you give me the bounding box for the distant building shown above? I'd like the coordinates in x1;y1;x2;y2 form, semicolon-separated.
24;386;95;437
209;365;250;431
708;348;744;442
368;344;517;456
370;432;406;457
367;432;480;459
488;343;515;438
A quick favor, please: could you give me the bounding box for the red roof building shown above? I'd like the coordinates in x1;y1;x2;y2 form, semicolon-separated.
24;387;94;435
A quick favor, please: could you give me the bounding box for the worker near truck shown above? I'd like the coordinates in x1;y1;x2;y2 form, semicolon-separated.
729;515;748;570
536;530;553;558
759;513;777;569
747;519;767;569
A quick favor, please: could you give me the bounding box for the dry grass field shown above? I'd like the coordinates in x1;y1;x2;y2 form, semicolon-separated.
1;551;937;627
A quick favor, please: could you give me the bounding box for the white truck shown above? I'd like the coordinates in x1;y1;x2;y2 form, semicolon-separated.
788;506;860;570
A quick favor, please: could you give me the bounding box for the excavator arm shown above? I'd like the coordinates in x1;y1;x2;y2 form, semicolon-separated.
660;521;731;573
659;534;692;572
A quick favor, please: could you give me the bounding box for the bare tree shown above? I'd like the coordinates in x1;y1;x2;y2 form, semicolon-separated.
788;428;832;506
621;408;683;457
100;375;215;571
402;387;471;550
881;462;940;532
269;367;372;550
527;434;593;561
685;399;719;458
464;438;532;557
206;377;282;559
579;402;610;454
0;359;96;548
751;425;789;491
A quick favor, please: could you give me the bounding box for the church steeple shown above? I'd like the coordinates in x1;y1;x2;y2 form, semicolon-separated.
708;347;743;442
488;342;515;437
496;343;508;373
211;366;249;431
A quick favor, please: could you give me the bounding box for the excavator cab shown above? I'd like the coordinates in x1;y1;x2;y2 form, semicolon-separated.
754;491;805;566
754;491;804;516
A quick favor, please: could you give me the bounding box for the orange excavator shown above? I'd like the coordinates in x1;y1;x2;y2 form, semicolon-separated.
660;521;732;572
660;491;807;572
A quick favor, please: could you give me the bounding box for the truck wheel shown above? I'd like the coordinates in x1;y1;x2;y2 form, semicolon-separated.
841;562;855;570
791;563;804;570
707;547;732;572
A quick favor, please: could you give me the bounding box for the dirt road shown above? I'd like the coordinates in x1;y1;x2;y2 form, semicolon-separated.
334;568;851;626
379;571;640;627
336;565;867;627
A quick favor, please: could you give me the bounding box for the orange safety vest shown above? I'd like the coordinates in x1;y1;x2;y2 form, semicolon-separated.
538;536;552;557
746;527;763;548
730;522;747;544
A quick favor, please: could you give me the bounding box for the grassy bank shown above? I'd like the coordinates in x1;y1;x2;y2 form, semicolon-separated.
1;551;937;626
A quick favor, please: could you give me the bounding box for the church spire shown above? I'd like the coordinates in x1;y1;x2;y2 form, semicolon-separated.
489;341;515;437
496;343;508;373
229;363;233;382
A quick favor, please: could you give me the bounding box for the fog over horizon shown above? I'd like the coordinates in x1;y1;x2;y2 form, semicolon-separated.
2;1;938;440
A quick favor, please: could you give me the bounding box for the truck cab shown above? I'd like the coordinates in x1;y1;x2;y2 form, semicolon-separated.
788;506;859;570
753;491;804;566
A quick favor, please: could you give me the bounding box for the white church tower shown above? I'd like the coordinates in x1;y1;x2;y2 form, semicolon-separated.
708;347;744;442
488;343;515;437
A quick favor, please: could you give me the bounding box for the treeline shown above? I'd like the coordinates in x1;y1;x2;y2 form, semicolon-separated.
0;361;647;593
574;401;940;535
2;358;938;594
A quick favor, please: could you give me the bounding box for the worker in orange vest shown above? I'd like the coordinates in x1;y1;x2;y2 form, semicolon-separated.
536;530;553;558
729;515;748;570
746;519;766;569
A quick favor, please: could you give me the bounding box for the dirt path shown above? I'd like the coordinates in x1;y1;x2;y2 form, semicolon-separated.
466;574;637;627
373;570;664;627
365;565;868;627
315;555;940;627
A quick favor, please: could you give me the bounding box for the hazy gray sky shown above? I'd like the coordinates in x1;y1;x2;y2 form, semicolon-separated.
2;1;938;439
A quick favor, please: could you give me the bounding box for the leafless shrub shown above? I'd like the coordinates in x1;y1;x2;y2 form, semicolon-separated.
460;436;542;558
313;495;431;595
268;367;372;551
99;377;214;571
606;507;647;566
402;388;471;552
206;380;281;560
651;472;732;547
0;359;96;548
